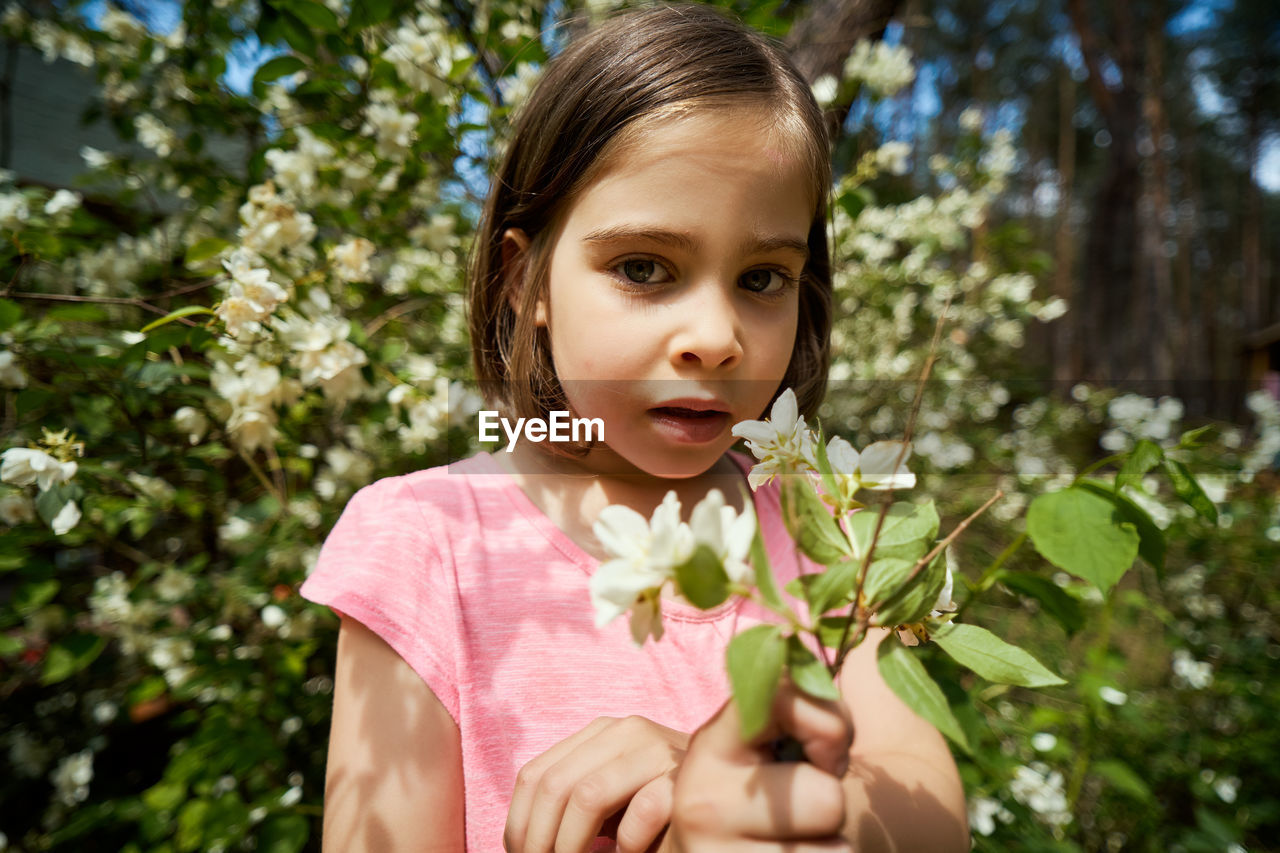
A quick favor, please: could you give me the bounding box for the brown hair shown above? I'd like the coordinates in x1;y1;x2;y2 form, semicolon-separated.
467;3;832;453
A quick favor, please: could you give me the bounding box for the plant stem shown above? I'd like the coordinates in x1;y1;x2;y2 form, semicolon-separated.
1073;452;1124;484
955;529;1026;619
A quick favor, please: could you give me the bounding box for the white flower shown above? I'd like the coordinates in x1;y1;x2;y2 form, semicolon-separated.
173;406;209;444
968;796;1011;836
1008;763;1070;827
825;436;916;500
1213;775;1239;804
329;237;375;283
875;141;911;176
50;500;80;535
1098;685;1128;706
134;114;176;157
811;74;838;107
279;785;303;807
590;492;694;645
1031;732;1057;752
958;107;984;133
0;492;35;525
261;604;287;629
731;388;816;489
44;189;81;216
688;489;756;585
0;447;77;491
50;749;94;806
930;547;959;616
155;568;195;602
843;39;915;97
0;350;28;388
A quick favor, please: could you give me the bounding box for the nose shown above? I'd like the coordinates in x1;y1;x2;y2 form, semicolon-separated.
668;281;744;370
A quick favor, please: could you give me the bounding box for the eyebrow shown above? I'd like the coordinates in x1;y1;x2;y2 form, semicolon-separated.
581;225;810;262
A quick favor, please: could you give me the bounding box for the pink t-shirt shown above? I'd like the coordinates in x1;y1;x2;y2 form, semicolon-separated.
300;451;811;851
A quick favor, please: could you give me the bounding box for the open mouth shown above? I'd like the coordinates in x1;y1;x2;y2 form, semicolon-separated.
650;406;728;419
647;406;731;443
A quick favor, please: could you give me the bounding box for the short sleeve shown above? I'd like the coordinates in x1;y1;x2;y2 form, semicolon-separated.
299;474;462;722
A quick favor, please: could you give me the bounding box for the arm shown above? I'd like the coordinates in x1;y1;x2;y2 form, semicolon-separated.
322;616;465;853
837;629;970;852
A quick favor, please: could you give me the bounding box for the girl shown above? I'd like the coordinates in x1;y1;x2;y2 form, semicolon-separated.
300;5;968;851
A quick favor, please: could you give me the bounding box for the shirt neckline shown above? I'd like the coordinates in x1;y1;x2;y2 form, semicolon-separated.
472;450;758;623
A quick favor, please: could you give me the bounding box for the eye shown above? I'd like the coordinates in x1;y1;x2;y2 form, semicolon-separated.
739;268;795;295
613;258;673;285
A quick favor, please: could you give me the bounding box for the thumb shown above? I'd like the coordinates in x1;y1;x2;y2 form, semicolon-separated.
693;677;852;777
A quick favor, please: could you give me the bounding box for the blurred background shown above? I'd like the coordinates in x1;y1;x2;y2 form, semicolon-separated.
0;0;1276;850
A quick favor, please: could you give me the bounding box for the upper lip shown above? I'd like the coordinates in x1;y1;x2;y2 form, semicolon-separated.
649;398;731;413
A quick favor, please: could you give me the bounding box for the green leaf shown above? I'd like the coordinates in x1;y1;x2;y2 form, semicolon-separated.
997;571;1084;635
815;616;851;649
278;11;316;55
42;633;106;685
1026;487;1139;594
1077;480;1166;574
283;0;339;32
348;0;394;30
253;55;308;87
804;558;860;616
1092;759;1155;804
1115;439;1163;492
258;814;310;853
846;500;939;564
876;640;970;753
14;579;60;615
674;544;729;610
143;780;187;813
748;528;785;611
872;552;947;627
812;426;840;501
780;476;850;564
140;306;217;334
727;624;785;741
1177;425;1215;449
931;623;1065;687
786;635;840;701
0;298;22;331
0;634;25;657
176;799;210;852
1163;459;1218;524
184;237;232;267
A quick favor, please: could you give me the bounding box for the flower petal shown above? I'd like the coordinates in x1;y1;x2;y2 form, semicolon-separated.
858;440;914;488
770;388;799;433
689;489;726;550
593;505;650;560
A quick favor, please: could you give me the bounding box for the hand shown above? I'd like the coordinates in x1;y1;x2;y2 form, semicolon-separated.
667;680;854;852
505;715;689;853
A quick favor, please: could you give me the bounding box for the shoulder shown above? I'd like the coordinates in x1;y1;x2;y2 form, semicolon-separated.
339;452;498;526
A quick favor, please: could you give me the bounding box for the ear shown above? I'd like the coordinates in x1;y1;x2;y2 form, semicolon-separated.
501;228;548;327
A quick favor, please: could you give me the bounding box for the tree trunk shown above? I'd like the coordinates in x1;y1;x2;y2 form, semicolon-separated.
785;0;903;83
1053;60;1080;390
1067;0;1145;384
1140;0;1174;391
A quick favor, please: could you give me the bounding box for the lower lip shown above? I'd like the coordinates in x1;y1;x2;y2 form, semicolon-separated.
647;409;730;444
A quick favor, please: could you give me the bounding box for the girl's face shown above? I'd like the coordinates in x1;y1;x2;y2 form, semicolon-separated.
526;106;813;479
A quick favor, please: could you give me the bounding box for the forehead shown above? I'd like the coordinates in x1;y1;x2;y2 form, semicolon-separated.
582;104;819;210
559;106;819;236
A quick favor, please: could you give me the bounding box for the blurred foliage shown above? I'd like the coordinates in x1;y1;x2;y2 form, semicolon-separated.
0;0;1277;851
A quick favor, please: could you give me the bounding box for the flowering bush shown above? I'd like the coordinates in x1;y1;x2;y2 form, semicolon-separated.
1;1;1276;851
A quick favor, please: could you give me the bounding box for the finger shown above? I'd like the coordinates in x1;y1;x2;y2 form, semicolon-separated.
540;736;681;853
692;680;852;775
681;760;847;840
506;717;619;852
614;770;675;853
769;687;852;779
